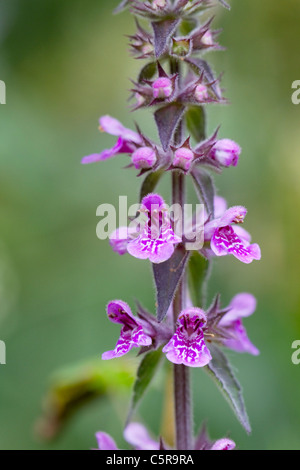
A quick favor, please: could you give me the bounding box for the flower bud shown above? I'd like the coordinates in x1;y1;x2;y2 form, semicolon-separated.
210;139;241;167
152;0;166;9
173;147;194;171
195;84;209;102
131;146;157;169
152;77;173;99
201;30;214;46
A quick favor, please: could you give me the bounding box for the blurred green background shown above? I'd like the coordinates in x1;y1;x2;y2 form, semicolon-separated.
0;0;300;450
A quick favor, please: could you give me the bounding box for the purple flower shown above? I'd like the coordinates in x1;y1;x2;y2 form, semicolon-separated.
95;432;118;450
131;146;157;170
219;293;259;355
96;422;159;450
195;84;209;103
102;300;153;360
96;422;235;451
204;196;261;264
81;115;142;164
173;147;195;171
109;227;133;256
209;139;241;167
124;422;160;450
162;308;212;367
152;77;173;99
210;439;236;451
127;193;181;264
195;425;236;451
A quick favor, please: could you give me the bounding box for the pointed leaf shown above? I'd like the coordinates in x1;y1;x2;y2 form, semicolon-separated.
187;252;210;308
192;168;215;218
127;349;163;424
140;169;164;201
153;245;189;322
186;105;206;143
138;62;157;83
154;103;185;151
152;19;180;58
205;344;251;434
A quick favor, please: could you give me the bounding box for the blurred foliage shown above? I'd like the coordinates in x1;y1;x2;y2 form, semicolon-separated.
0;0;300;450
36;357;135;442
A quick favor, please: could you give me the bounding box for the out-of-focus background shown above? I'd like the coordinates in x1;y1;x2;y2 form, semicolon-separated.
0;0;299;450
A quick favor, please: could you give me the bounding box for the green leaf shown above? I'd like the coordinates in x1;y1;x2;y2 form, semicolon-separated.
180;18;197;36
192;168;215;218
186;106;206;143
138;62;157;83
205;345;251;434
140;169;163;201
127;349;163;424
37;358;135;440
187;251;210;308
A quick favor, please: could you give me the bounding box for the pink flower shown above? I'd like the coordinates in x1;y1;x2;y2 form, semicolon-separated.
126;193;181;264
102;300;152;360
209;139;241;167
204;196;261;264
131;146;157;169
152;77;173;99
81;115;142;164
96;422;159;450
219;293;260;356
163;308;212;368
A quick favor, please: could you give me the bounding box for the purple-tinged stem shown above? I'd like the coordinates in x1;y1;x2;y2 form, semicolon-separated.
172;136;193;449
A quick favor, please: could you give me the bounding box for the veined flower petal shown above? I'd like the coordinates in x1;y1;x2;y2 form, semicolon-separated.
210;438;236;450
163;308;212;367
102;301;152;360
211;225;261;264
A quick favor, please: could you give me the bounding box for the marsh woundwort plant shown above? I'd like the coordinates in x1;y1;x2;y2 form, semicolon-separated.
82;0;261;451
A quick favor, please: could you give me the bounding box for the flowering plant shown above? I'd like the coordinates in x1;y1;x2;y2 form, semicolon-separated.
83;0;261;450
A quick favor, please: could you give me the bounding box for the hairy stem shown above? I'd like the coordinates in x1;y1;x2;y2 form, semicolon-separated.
171;57;193;449
172;171;193;450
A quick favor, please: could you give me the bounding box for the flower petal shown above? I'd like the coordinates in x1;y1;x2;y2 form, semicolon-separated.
219;206;247;228
124;423;159;450
141;193;165;211
210;438;236;450
100;115;141;144
214;196;228;218
163;329;212;367
81;136;137;164
95;432;118;450
222;319;260;356
102;331;135;360
211;226;260;263
106;300;137;327
109;227;132;255
221;293;257;325
163;309;211;368
127;236;176;264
